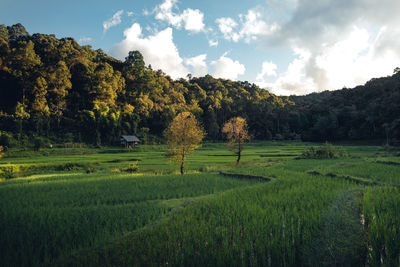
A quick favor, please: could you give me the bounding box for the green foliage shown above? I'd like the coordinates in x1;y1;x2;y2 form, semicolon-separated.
126;161;139;173
0;172;257;266
302;142;347;159
33;136;48;151
56;162;81;171
0;163;18;178
65;171;359;266
0;131;16;148
0;23;295;146
363;187;400;266
306;189;366;266
0;142;400;266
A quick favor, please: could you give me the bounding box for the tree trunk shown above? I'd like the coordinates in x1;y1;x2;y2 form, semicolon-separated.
180;152;185;175
236;137;241;166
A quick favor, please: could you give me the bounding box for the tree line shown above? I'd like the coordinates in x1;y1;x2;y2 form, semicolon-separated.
0;23;399;147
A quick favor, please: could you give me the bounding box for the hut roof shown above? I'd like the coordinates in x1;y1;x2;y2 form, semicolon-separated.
121;135;140;142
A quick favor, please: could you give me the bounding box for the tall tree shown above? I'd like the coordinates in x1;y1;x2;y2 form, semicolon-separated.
164;112;205;174
30;76;49;133
46;61;72;120
222;117;250;165
9;40;41;106
91;63;125;110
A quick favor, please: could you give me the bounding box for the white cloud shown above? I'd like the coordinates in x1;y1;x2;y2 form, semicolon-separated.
110;23;188;79
103;10;124;32
216;17;240;42
155;0;181;27
260;26;400;95
308;26;400;91
185;54;208;77
127;11;134;17
78;37;92;45
239;10;280;43
216;9;279;43
181;9;205;32
208;39;218;47
211;54;245;80
154;0;205;33
256;48;315;95
261;0;400;95
256;61;278;83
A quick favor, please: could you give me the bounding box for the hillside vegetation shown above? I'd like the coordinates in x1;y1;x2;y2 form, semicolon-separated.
1;23;400;147
1;142;399;266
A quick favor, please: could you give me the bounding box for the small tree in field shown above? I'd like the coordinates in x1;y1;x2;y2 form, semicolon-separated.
164;112;205;174
222;117;250;165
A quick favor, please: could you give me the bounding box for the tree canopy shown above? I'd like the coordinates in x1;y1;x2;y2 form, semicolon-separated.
0;23;399;147
164;112;205;174
222;117;250;165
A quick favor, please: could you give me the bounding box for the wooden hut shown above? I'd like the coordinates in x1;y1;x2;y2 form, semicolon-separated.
120;135;140;148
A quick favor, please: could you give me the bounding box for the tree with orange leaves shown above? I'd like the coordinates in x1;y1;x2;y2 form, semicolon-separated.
164;112;205;174
222;117;250;165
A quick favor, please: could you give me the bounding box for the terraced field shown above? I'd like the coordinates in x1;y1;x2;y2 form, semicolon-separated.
0;142;399;266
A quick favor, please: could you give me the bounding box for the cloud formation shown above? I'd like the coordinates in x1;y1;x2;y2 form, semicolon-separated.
185;54;208;77
103;10;124;32
216;9;279;43
212;54;245;80
208;39;218;47
216;17;240;42
256;61;277;84
256;48;315;96
259;0;400;95
110;23;188;79
154;0;205;33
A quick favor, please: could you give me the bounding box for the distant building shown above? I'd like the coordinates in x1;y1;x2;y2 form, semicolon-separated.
120;135;140;148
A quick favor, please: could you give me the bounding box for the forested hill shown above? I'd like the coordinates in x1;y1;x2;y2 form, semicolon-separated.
289;72;400;143
0;23;399;146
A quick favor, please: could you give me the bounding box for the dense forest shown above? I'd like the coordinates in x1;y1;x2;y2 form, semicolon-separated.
0;23;399;147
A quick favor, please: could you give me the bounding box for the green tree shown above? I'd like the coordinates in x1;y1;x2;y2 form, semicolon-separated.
47;61;71;119
164;112;205;174
8;40;41;106
91;63;125;110
222;117;250;165
30;77;49;133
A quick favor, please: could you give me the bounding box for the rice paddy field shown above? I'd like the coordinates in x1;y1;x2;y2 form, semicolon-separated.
0;141;399;266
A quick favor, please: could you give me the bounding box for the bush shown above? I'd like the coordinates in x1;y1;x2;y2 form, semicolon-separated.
56;162;81;171
0;163;19;179
126;161;139;173
85;163;98;174
302;142;347;159
0;131;16;148
33;137;50;151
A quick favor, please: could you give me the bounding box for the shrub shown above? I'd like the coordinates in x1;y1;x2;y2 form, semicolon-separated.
85;163;98;174
0;163;18;179
302;142;347;159
56;162;81;171
33;137;49;151
0;131;16;148
126;161;139;173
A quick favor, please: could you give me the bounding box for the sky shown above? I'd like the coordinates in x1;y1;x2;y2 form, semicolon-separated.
1;0;400;95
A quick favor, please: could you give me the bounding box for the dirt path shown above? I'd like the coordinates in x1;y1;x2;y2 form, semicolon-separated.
305;188;366;266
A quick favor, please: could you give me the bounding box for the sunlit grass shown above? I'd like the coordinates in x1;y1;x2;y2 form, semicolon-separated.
1;141;399;266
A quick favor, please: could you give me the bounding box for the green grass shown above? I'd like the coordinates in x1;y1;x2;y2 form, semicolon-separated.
0;172;259;266
363;187;400;266
0;141;399;266
62;171;361;266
